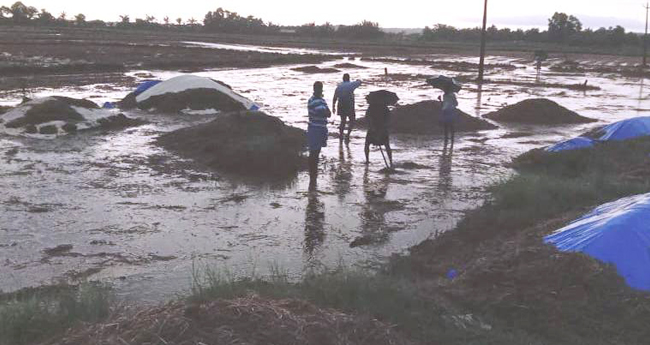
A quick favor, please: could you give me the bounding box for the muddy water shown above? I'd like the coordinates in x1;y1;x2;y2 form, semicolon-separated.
1;44;648;302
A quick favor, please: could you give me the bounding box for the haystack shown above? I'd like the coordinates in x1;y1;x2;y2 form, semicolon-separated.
0;97;144;136
156;111;306;176
357;100;497;134
484;99;595;125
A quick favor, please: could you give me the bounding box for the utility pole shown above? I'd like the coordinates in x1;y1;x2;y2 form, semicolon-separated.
478;0;489;83
643;2;650;68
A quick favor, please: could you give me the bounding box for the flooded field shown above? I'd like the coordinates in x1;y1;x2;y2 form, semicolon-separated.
1;43;648;302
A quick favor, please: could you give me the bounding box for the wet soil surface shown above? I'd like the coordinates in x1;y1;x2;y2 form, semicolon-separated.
1;40;649;302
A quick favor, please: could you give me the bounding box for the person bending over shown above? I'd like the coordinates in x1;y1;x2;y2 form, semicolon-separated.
364;91;393;168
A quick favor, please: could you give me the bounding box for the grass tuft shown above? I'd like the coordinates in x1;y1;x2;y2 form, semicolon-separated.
0;283;111;345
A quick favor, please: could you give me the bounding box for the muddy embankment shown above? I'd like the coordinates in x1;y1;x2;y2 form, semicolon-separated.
391;136;650;345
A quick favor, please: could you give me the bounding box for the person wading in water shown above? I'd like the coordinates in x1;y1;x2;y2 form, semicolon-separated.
364;90;399;168
307;81;331;188
332;74;361;144
441;84;458;144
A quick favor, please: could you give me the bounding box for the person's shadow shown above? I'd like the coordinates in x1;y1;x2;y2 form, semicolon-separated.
304;189;326;259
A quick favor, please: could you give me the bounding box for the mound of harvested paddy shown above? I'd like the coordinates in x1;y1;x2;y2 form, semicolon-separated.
333;62;368;69
357;100;497;134
156;111;306;176
484;99;595;125
0;96;144;136
292;65;341;74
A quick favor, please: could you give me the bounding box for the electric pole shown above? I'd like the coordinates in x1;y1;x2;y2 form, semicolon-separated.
643;2;650;68
478;0;489;83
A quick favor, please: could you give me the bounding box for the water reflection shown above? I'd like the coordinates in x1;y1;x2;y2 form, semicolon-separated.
437;143;454;197
332;141;353;201
304;189;326;259
475;84;483;117
350;166;391;248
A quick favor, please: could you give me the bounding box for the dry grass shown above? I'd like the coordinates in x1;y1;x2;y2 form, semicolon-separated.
45;296;410;345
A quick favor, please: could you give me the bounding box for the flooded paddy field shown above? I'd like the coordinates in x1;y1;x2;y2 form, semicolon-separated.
1;40;649;302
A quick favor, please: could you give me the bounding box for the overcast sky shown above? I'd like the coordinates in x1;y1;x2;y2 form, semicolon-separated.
5;0;650;32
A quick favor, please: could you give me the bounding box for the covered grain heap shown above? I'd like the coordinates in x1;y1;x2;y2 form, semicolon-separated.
0;96;143;136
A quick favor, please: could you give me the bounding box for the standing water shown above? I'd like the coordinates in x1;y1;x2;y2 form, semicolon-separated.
1;44;648;302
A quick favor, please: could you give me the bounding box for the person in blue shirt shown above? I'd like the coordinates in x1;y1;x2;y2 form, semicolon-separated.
441;85;458;144
332;74;362;143
307;81;331;187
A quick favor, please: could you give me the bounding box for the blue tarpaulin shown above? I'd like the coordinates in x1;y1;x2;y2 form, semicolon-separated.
546;136;595;152
597;116;650;142
134;80;162;96
547;116;650;152
545;193;650;292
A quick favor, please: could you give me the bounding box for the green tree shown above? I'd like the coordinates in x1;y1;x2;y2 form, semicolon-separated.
548;12;582;42
204;7;268;33
3;2;38;22
74;13;86;26
176;17;182;25
36;8;54;24
338;20;384;39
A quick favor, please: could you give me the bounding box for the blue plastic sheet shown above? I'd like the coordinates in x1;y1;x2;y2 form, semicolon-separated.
545;193;650;292
134;80;162;96
597;116;650;141
547;116;650;152
545;137;595;152
102;102;116;109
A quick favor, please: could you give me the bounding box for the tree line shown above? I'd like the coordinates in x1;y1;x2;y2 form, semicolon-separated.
0;1;644;46
0;1;384;38
422;12;641;47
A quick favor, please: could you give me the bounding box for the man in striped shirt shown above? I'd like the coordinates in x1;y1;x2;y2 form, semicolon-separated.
307;81;331;187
